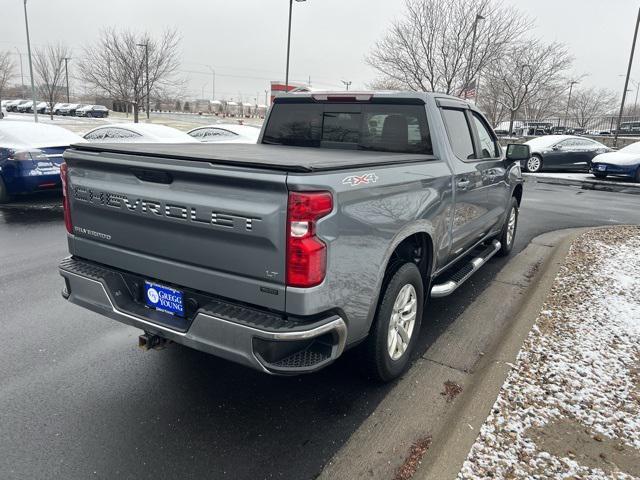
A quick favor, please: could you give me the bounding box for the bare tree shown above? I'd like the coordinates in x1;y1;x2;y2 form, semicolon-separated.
482;40;572;133
78;28;181;123
522;83;567;122
366;77;405;91
0;51;16;108
33;44;70;119
366;0;531;95
568;87;618;128
477;75;510;126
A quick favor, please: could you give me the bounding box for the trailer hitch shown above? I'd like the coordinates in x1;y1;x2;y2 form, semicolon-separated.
138;332;170;351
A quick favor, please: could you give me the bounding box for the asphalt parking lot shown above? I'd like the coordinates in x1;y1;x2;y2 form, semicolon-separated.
1;181;639;480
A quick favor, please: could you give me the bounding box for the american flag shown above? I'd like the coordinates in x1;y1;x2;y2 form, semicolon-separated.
460;79;477;100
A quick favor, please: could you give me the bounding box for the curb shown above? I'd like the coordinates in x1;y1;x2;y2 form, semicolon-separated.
523;173;640;195
317;228;587;480
416;228;587;480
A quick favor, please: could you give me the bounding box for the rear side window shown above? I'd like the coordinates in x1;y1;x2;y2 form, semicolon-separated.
441;109;474;160
262;103;432;154
471;112;500;158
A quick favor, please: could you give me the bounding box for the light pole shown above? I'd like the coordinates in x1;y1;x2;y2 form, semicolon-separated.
63;57;71;103
630;79;640;113
23;0;37;122
615;6;640;146
341;80;352;91
563;80;579;128
206;65;216;101
285;0;307;89
463;13;485;100
137;43;149;119
14;47;24;90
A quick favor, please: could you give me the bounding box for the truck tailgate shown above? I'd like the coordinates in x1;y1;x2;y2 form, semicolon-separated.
63;147;288;311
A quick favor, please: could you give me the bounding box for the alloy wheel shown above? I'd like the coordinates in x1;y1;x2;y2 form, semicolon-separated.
387;284;417;361
527;156;541;172
506;207;517;247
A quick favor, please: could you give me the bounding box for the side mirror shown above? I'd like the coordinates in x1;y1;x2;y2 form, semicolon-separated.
552;145;561;151
505;143;530;162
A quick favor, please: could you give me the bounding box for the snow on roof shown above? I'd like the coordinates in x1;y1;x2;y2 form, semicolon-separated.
0;120;85;148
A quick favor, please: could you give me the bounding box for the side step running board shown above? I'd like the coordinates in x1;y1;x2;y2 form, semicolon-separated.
430;240;501;298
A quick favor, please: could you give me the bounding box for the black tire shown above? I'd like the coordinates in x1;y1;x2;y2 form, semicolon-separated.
524;154;543;173
496;197;519;257
593;172;607;179
0;177;11;203
361;262;424;382
635;167;640;183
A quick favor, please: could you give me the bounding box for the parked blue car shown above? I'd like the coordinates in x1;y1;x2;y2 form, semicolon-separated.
0;121;85;202
591;141;640;183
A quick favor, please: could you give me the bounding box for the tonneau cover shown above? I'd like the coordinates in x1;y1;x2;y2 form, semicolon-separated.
69;142;433;173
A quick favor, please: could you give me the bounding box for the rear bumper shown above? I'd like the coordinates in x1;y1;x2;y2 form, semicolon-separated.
59;256;347;375
591;163;637;177
5;172;62;194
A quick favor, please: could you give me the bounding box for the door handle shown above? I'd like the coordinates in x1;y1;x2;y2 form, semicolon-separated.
457;179;471;189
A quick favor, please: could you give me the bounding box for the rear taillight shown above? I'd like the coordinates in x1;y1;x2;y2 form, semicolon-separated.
286;191;333;288
60;162;73;234
0;148;43;161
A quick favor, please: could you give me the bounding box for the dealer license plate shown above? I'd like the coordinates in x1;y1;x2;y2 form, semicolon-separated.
144;281;184;317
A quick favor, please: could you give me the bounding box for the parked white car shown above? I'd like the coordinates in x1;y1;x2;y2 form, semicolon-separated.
83;123;199;143
5;99;25;112
187;123;260;143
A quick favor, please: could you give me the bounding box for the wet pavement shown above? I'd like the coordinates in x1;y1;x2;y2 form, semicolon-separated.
0;181;638;480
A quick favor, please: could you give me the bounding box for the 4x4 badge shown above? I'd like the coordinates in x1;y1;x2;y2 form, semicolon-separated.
342;172;379;186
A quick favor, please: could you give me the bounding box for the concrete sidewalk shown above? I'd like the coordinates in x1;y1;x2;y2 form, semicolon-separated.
318;228;586;480
524;172;640;195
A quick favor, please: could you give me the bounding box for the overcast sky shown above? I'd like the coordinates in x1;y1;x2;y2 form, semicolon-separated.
1;0;638;102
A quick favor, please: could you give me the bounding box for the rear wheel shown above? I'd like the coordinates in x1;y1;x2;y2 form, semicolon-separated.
361;262;424;382
497;197;519;257
524;155;543;173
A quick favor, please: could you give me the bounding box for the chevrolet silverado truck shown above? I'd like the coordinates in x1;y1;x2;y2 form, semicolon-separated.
58;92;529;381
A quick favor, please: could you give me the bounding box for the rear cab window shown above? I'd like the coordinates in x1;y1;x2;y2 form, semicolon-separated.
441;107;501;160
441;109;475;160
262;100;432;155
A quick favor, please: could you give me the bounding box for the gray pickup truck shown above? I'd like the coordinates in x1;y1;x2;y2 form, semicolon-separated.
59;91;528;381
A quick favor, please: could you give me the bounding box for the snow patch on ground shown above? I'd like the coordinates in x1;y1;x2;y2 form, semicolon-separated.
459;227;640;479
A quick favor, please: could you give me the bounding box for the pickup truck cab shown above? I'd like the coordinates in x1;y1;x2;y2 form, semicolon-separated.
59;91;528;381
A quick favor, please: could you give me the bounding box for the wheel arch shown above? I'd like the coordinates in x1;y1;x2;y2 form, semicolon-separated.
512;183;523;206
363;229;435;336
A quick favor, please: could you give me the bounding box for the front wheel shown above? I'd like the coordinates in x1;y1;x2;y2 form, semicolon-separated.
361;262;424;382
497;197;519;257
593;172;607;179
635;167;640;183
524;155;543;173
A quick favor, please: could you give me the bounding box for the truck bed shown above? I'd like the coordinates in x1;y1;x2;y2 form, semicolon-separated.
70;143;434;173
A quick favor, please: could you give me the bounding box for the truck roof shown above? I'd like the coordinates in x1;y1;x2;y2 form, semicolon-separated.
274;90;457;102
69;143;434;173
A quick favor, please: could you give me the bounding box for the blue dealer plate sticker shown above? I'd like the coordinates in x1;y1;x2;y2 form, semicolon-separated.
144;281;185;317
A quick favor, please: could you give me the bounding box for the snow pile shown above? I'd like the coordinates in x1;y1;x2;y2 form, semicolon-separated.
459;227;640;479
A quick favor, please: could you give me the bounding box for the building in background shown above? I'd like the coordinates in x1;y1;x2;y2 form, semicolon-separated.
270;81;310;104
